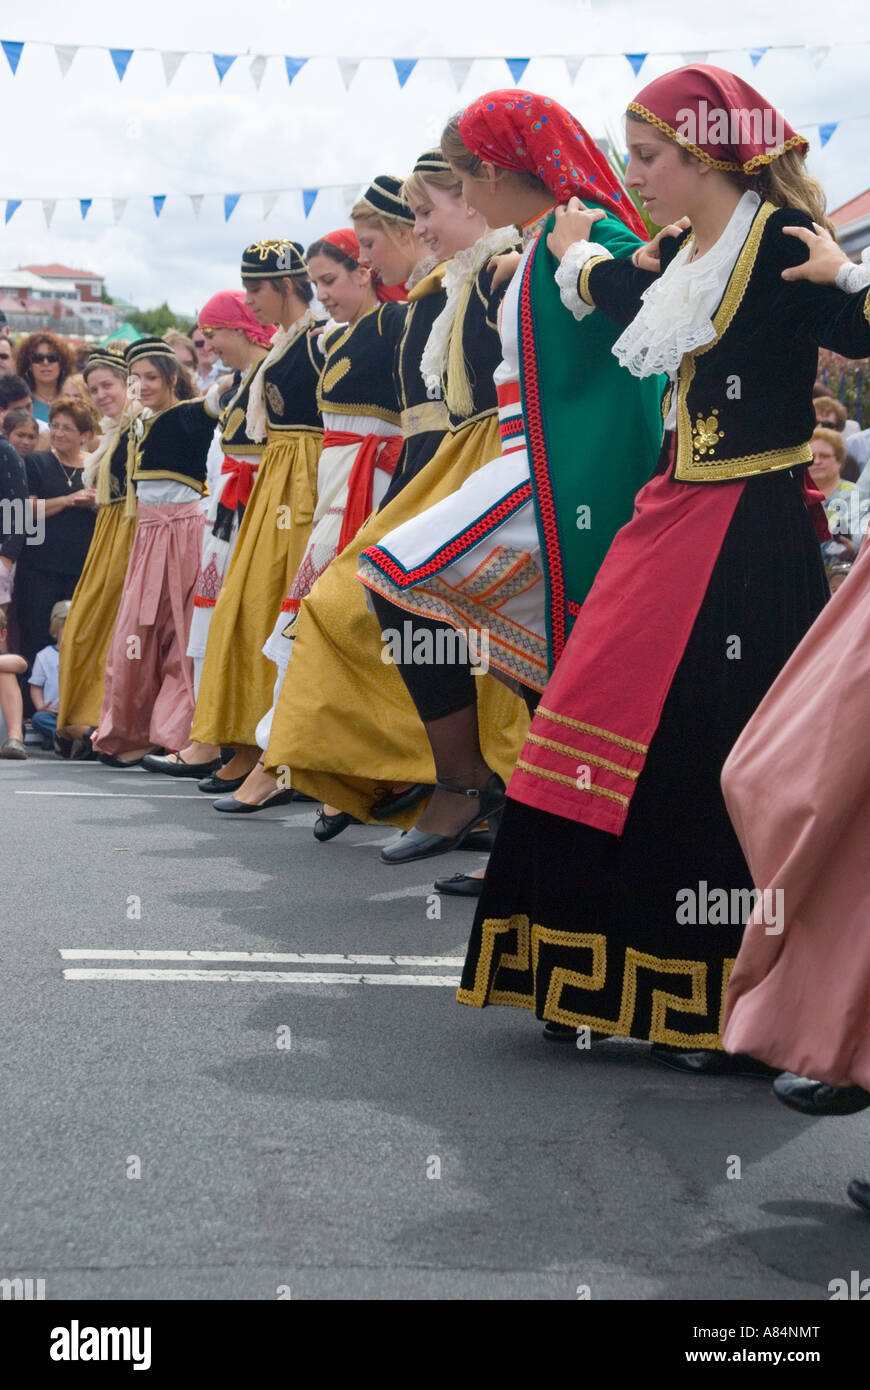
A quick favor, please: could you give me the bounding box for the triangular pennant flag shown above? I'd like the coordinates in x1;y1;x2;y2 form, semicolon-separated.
2;40;23;74
682;52;708;66
625;53;647;77
112;198;127;223
302;188;319;218
110;48;133;81
338;58;360;90
213;53;237;84
4;199;21;224
262;192;279;219
161;50;184;85
448;57;473;90
249;55;267;89
563;56;583;83
190;194;203;218
80;198;92;219
55;44;78;77
42;199;57;228
341;184;360;215
153;195;166;218
393;58;417;88
747;47;768;67
284;56;307;84
505;58;529;84
819;122;838;148
807;45;830;70
224;193;240;221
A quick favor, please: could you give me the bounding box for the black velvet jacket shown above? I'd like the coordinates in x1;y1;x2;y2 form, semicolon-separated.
105;427;131;502
218;359;265;455
579;200;870;482
387;264;449;497
129;401;217;493
263;323;323;434
319;303;406;425
444;251;517;433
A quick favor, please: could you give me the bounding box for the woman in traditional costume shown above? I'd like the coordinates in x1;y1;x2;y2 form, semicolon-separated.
214;210;412;813
355;91;663;864
140;291;276;778
92;339;214;765
55;348;140;754
719;223;870;1109
258;152;530;840
457;65;870;1068
179;241;323;792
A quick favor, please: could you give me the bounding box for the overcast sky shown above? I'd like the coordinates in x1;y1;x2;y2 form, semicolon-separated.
1;0;868;314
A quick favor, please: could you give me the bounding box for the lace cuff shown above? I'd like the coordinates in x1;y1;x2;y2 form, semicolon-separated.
204;380;223;419
836;247;870;295
555;241;612;321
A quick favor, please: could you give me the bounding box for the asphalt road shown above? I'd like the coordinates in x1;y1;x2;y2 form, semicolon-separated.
2;751;869;1301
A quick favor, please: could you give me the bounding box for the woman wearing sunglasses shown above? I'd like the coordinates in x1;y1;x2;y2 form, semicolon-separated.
16;332;75;425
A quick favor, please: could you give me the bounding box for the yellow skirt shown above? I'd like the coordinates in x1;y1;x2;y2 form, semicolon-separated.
57;502;137;731
191;428;320;746
264;417;530;826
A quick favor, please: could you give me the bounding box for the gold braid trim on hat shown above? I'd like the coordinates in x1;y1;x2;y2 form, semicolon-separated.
627;102;809;174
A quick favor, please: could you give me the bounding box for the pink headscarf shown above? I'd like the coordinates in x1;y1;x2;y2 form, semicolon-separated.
198;289;274;348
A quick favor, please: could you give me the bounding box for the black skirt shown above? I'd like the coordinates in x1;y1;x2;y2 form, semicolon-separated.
459;467;828;1047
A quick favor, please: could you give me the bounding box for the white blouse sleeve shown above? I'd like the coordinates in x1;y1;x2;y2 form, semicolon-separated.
554;241;613;321
836;247;870;295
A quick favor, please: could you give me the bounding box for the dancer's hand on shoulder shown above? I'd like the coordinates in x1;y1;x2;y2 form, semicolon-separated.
547;198;606;261
781;222;849;283
487;251;521;290
632;218;692;272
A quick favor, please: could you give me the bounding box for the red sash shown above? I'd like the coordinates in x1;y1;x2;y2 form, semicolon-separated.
220;454;258;513
508;438;745;835
321;430;402;552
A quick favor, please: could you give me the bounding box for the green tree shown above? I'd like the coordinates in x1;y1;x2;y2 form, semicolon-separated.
127;302;194;335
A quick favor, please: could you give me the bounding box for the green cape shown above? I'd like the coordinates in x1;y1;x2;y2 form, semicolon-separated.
519;206;665;670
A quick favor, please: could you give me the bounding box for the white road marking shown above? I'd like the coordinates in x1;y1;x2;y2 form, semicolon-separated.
368;885;438;901
60;949;464;965
15;790;201;798
63;968;461;986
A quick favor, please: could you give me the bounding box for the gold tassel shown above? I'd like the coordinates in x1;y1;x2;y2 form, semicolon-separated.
124;429;139;519
444;277;475;420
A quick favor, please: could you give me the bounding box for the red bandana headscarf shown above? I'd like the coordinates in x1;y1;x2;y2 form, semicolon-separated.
318;228;407;303
457;89;647;239
198;289;274;348
628;65;809;173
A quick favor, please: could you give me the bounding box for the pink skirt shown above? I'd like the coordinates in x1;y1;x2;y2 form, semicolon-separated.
722;539;870;1087
93;501;204;756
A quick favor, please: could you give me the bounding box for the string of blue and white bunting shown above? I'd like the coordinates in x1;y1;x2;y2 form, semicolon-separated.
3;103;866;229
0;37;866;89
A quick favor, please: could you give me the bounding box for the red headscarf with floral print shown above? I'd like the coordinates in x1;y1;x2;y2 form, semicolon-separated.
457;89;646;238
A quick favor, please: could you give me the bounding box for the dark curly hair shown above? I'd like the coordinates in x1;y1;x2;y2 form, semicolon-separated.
15;331;75;395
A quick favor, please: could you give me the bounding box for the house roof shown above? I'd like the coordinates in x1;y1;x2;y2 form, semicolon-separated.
830;189;870;226
20;263;102;280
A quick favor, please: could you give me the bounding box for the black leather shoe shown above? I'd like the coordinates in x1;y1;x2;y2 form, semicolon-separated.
212;788;296;813
433;872;484;898
98;752;155;768
650;1045;778;1078
773;1072;870;1115
313;808;361;842
847;1179;870;1214
370;783;434;820
198;771;246;793
380;772;505;865
142;753;222;778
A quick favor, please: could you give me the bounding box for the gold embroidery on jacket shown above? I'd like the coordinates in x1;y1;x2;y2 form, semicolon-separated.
691;408;725;459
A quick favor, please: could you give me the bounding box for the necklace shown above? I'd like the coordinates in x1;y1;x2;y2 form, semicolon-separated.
53;452;80;489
